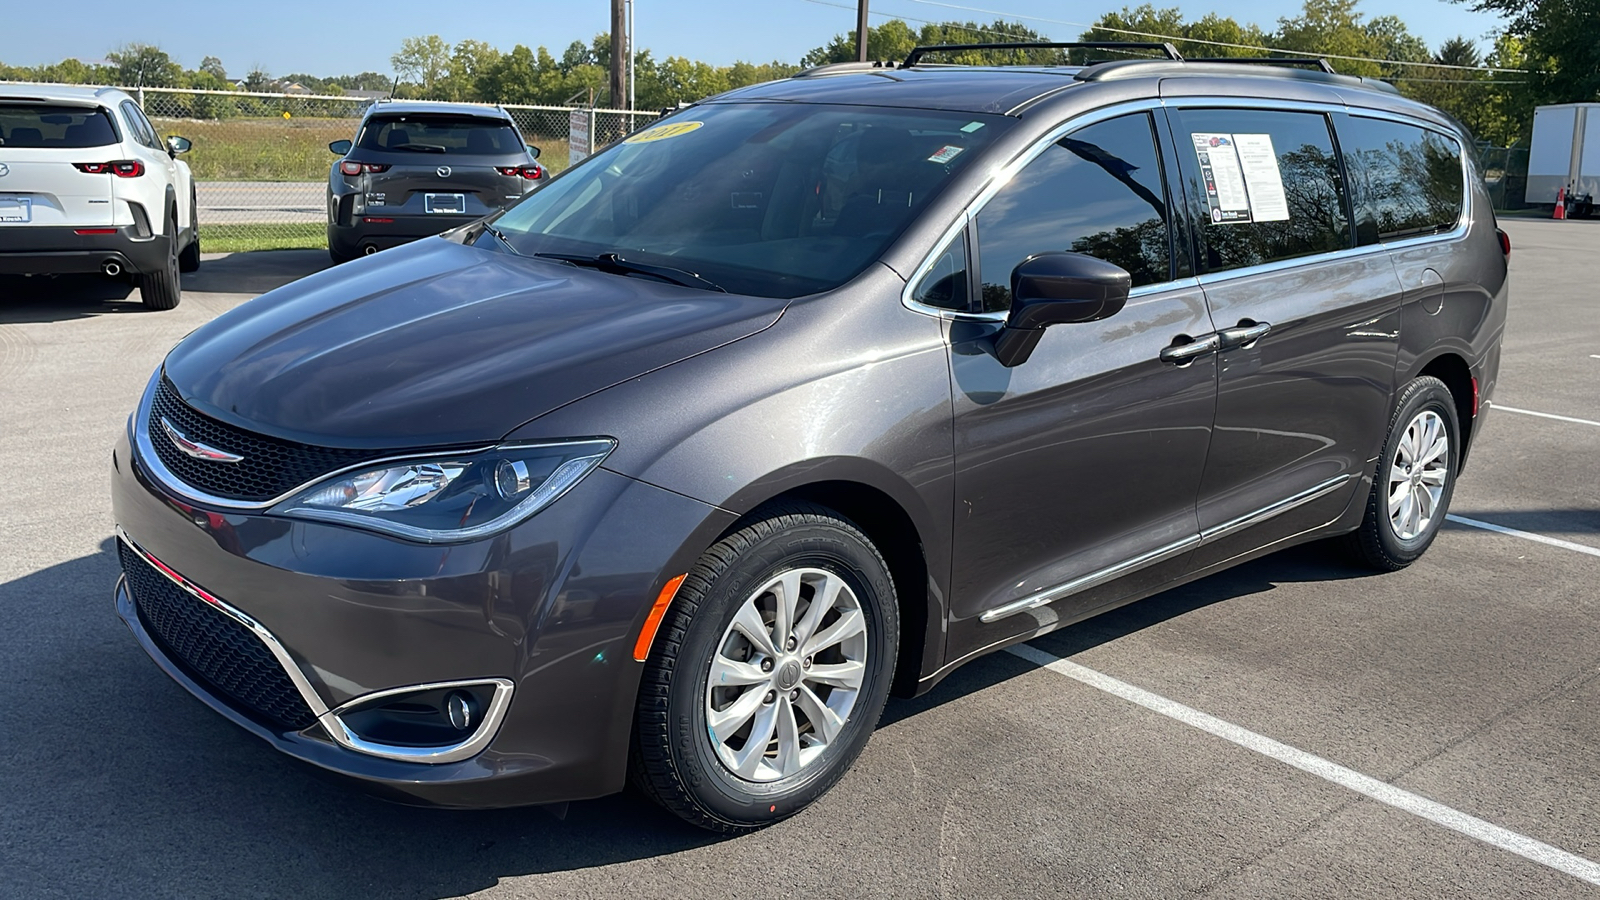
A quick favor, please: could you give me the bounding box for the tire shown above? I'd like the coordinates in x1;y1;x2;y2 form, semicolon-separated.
630;502;899;834
1343;375;1459;571
328;243;357;265
137;214;182;311
179;187;201;273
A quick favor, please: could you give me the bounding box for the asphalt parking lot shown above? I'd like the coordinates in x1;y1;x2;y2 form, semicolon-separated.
2;218;1597;899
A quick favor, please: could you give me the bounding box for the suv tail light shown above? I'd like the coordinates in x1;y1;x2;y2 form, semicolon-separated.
339;161;390;176
1496;228;1511;257
497;165;543;180
74;160;144;177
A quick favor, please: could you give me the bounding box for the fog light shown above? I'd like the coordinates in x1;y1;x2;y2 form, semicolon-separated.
446;691;476;731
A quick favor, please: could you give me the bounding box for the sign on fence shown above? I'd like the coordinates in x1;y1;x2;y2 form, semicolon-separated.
569;109;593;164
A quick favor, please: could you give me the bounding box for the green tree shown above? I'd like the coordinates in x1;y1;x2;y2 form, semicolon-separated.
1457;0;1600;106
200;56;227;82
106;44;183;87
391;35;452;98
444;40;501;101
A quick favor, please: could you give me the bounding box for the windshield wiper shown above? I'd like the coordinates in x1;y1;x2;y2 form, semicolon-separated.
392;142;446;153
480;222;522;256
532;251;726;293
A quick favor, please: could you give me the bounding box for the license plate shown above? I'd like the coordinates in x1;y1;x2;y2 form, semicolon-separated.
0;196;31;223
424;193;466;214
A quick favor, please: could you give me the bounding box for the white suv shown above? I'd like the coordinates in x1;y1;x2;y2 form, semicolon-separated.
0;84;199;309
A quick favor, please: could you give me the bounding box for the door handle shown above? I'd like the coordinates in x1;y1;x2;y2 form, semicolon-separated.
1158;333;1221;365
1217;320;1272;349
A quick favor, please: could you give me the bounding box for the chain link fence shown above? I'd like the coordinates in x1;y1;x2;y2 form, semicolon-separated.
98;86;655;251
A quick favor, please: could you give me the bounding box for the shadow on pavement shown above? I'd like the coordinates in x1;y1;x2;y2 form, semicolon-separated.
3;537;1365;897
0;250;328;323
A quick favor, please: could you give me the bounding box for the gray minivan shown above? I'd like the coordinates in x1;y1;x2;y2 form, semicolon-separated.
113;45;1507;833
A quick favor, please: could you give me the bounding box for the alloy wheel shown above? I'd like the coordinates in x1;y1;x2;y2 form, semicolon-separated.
1388;409;1449;540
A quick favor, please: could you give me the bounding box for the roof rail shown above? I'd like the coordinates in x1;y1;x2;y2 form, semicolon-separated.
1074;58;1400;94
1184;56;1337;74
794;60;904;78
903;41;1183;67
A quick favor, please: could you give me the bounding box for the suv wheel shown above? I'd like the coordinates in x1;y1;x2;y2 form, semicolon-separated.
137;213;182;310
1344;375;1459;570
630;503;899;833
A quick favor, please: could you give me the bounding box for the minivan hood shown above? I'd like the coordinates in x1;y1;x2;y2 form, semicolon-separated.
162;238;788;449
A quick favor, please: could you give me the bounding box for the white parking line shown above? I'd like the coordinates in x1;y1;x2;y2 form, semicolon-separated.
1493;404;1600;428
1006;643;1600;887
1445;515;1600;559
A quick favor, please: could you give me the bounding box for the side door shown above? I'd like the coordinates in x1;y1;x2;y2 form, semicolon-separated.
1166;105;1405;569
939;108;1218;650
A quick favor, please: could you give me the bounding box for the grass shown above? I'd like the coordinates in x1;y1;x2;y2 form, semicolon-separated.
199;222;325;253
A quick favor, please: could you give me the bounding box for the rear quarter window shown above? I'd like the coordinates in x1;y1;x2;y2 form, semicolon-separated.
1337;116;1465;243
356;115;524;155
0;105;119;148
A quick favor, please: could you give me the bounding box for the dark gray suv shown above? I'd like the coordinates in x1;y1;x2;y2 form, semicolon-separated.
113;44;1507;833
325;100;546;263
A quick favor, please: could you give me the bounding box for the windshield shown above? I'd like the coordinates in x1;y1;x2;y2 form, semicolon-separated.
0;104;118;148
489;102;1012;298
356;114;524;155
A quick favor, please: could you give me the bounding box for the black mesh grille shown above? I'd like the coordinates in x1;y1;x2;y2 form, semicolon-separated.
119;541;318;731
147;377;373;502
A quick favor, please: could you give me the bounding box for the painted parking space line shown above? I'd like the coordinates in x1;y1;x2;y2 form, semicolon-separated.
1445;515;1600;559
1493;404;1600;428
1006;643;1600;888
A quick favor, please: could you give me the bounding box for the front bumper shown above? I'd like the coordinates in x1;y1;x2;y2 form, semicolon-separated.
111;422;734;807
0;224;167;275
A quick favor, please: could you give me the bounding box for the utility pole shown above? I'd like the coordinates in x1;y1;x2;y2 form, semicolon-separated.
855;0;870;62
610;0;629;110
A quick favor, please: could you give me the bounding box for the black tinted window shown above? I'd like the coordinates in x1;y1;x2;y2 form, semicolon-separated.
120;101;159;149
1339;117;1464;243
357;115;524;155
0;105;117;148
913;230;970;311
1172;109;1349;273
975;112;1170;313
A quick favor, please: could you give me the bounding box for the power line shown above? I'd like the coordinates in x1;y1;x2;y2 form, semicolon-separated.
900;0;1529;73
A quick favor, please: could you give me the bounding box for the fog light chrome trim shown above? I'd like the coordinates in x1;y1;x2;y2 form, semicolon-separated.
319;678;515;764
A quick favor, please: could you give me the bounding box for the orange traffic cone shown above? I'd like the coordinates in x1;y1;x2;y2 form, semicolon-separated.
1555;187;1567;220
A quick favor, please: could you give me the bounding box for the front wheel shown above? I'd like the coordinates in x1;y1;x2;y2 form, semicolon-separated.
1343;375;1460;570
630;503;899;833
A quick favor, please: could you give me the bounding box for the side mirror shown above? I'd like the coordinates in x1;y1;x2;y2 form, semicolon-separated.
329;139;353;155
527;144;541;159
991;252;1131;367
166;135;192;156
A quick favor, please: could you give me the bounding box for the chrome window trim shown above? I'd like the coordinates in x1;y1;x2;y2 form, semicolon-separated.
116;527;332;719
321;678;516;764
977;474;1353;624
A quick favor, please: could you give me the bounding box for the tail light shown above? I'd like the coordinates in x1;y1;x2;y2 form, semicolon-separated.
74;160;144;177
1496;228;1511;256
339;161;390;176
497;165;543;180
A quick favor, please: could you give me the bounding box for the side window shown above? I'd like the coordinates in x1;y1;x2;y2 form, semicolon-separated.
1338;116;1464;243
975;112;1171;313
1171;108;1349;273
911;228;970;311
120;101;159;149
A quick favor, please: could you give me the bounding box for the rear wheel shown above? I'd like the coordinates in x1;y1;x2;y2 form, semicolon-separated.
1343;375;1459;570
137;214;182;310
630;503;899;833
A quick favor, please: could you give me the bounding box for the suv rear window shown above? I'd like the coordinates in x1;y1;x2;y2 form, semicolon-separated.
1338;116;1465;243
0;105;118;148
356;115;523;155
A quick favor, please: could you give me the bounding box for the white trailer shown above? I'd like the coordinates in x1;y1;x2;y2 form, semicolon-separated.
1528;103;1600;204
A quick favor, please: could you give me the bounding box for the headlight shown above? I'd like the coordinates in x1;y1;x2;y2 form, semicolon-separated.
271;439;615;542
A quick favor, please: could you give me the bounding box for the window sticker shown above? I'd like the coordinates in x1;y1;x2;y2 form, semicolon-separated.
623;120;703;144
1191;133;1252;224
960;121;986;133
1232;134;1289;222
928;145;965;164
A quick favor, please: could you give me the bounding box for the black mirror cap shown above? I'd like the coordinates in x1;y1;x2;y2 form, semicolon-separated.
1007;252;1132;329
329;139;353;155
527;144;542;159
166;135;192;155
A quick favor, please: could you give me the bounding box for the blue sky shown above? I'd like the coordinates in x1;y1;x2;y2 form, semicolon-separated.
8;0;1507;77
